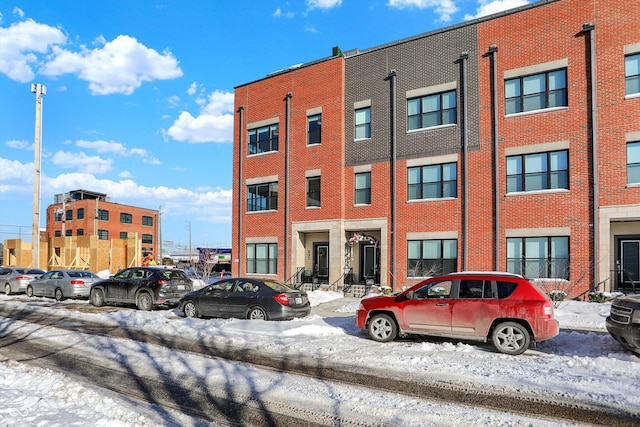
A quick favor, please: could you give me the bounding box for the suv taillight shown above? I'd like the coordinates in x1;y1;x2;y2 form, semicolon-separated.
69;280;84;286
157;280;169;286
543;302;554;317
274;294;290;306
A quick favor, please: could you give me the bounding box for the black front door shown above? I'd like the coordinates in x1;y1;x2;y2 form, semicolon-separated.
620;239;640;290
314;243;329;282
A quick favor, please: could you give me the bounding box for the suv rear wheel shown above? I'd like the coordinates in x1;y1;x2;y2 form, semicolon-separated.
492;321;530;355
368;314;398;342
137;292;154;311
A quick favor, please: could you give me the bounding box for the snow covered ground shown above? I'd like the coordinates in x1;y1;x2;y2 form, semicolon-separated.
0;291;638;426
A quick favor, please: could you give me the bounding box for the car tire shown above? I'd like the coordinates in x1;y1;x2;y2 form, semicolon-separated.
247;306;268;320
137;292;154;311
26;285;34;297
54;288;64;302
368;313;398;342
90;289;105;307
4;283;11;295
183;301;198;318
492;321;531;355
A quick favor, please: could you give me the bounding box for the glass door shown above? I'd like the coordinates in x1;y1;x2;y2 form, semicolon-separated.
620;240;640;289
314;243;329;281
361;244;377;283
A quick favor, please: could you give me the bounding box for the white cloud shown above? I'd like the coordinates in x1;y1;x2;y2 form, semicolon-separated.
40;34;183;95
0;158;32;182
6;140;32;150
187;82;197;95
50;150;112;174
165;90;234;144
73;139;161;164
464;0;530;20
387;0;458;22
306;0;342;10
0;19;66;82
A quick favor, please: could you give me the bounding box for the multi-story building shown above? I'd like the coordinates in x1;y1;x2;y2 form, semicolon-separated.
45;189;160;259
232;0;640;297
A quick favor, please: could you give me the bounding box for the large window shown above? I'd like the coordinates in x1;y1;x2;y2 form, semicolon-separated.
142;234;153;244
627;142;640;184
507;236;569;279
506;150;568;192
247;182;278;212
120;213;132;224
308;114;321;145
98;209;109;221
355;172;371;205
408;162;457;200
505;69;567;114
626;53;640;96
120;232;128;239
98;229;109;240
306;176;321;207
355;107;371;139
407;239;457;277
142;215;153;226
65;210;73;221
246;243;277;274
407;91;456;130
248;124;278;155
77;208;84;219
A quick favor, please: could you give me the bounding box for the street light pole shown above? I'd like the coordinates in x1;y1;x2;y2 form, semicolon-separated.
31;83;46;269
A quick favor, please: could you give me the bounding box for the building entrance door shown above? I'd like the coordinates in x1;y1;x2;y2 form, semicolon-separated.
620;239;640;291
314;243;329;283
360;244;377;284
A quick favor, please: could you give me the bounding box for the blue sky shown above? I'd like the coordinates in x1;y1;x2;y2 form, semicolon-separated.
0;0;528;254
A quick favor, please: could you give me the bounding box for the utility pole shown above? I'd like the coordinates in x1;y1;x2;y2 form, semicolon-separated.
31;83;46;269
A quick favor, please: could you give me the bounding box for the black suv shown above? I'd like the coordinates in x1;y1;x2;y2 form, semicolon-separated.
606;294;640;355
90;267;192;311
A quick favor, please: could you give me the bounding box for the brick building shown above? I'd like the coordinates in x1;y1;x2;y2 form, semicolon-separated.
232;0;640;297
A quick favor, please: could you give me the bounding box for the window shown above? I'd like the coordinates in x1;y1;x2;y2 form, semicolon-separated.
65;229;72;237
98;229;109;240
120;232;128;239
77;229;84;236
98;209;109;221
458;280;491;299
247;182;278;212
55;231;61;237
308;114;321;145
65;210;72;221
507;236;569;279
626;53;640;96
246;243;277;274
628;142;640;184
120;213;132;224
355;172;371;205
408;163;457;200
306;176;321;207
77;208;84;219
407;90;456;130
142;216;153;226
142;234;153;244
506;150;568;192
355;107;371;139
407;239;457;277
505;69;567;114
248;124;278;155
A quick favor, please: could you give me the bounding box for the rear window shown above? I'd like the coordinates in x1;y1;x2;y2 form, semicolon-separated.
497;281;518;299
25;269;46;275
263;280;294;292
160;270;187;280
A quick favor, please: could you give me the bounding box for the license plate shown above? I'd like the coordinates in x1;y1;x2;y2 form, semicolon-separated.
295;297;302;304
177;285;185;290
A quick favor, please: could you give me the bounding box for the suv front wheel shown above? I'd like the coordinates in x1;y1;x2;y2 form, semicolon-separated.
492;321;530;355
368;314;398;342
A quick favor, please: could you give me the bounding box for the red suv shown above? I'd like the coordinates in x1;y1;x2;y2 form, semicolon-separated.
355;272;559;355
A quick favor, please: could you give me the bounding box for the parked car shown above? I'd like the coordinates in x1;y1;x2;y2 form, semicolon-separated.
178;277;310;321
355;271;559;355
606;294;640;354
0;267;47;295
27;269;101;301
90;266;193;311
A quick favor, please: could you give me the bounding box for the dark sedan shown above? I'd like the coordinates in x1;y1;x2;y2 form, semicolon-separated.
90;266;192;311
178;277;310;321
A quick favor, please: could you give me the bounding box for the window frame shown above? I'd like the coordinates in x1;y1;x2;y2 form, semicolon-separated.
407;90;457;131
354;171;371;205
407;239;458;277
625;53;640;96
506;150;569;193
627;141;640;184
142;215;153;226
97;209;109;221
247;182;278;212
120;232;128;239
120;212;133;224
98;229;109;240
246;243;278;275
142;234;153;244
307;114;322;145
505;68;567;115
506;236;570;279
355;107;371;140
248;124;279;155
77;229;84;236
77;208;85;219
306;176;321;208
407;162;457;200
65;210;73;221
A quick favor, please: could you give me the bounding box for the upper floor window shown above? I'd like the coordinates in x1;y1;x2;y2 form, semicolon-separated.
627;142;640;184
306;176;321;207
120;213;133;224
407;239;457;277
142;234;153;244
248;124;278;155
506;150;568;192
507;236;569;279
247;182;278;212
54;230;61;237
65;210;72;221
120;232;128;239
505;69;567;114
626;53;640;96
308;114;321;145
98;209;109;221
77;208;84;219
408;162;457;200
65;229;72;237
355;107;371;139
77;229;84;236
98;229;109;240
55;210;62;222
142;215;153;226
246;243;277;275
355;172;371;205
407;90;456;131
